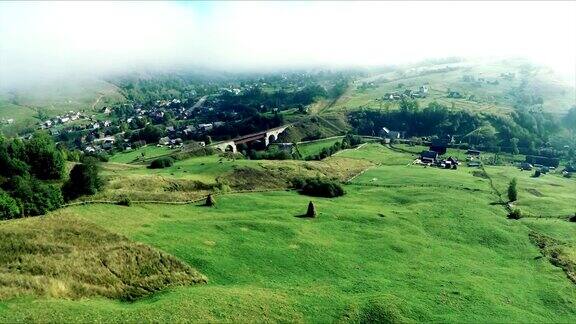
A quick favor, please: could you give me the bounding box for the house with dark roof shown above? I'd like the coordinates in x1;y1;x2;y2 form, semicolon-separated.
420;150;438;164
466;149;481;156
430;136;452;155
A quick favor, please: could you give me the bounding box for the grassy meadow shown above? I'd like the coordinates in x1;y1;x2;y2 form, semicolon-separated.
108;145;174;164
98;153;372;202
1;143;576;322
296;137;343;159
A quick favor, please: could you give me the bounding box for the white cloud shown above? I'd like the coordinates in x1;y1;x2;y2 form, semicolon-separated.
1;1;575;86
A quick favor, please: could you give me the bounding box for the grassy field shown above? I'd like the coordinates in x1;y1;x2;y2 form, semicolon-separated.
486;166;576;219
98;153;372;202
0;215;206;301
108;145;174;164
296;137;343;159
1;143;576;322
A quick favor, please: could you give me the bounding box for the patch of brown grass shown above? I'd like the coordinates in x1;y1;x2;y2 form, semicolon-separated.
0;216;206;301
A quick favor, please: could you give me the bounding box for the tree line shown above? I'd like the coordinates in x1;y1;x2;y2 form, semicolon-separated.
0;133;102;219
349;100;574;160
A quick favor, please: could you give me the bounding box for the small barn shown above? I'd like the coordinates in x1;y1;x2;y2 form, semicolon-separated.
466;149;481;156
420;150;439;164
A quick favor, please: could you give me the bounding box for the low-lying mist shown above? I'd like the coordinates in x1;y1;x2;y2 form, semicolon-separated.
1;1;575;89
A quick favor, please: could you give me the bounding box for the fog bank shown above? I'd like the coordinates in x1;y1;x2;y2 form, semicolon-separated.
1;1;575;87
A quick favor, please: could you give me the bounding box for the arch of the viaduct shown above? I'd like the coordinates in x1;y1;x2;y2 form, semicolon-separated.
211;124;291;154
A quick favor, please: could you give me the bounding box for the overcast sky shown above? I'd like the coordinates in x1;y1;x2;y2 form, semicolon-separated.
1;1;575;86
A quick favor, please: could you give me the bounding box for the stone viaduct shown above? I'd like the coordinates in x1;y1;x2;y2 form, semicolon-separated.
211;124;291;153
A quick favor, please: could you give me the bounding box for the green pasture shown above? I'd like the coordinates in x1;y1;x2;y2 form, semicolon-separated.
108;145;174;164
1;142;576;322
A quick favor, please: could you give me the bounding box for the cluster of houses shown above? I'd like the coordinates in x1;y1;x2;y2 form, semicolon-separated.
417;134;483;169
419;150;460;169
40;111;85;130
383;85;429;101
34;95;231;154
19;72;327;155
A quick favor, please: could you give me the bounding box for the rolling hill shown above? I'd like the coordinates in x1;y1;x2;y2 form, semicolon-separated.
0;143;575;322
0;78;125;136
326;58;575;116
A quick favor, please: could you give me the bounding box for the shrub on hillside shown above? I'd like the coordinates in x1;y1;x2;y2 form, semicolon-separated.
569;213;576;223
0;190;20;220
83;151;110;162
149;157;174;169
249;148;293;160
508;178;518;202
292;177;345;198
117;195;131;206
62;158;103;201
508;208;523;220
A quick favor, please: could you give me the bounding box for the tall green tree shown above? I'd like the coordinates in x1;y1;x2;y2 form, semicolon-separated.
508;178;518;202
7;176;63;216
24;133;65;180
62;158;103;201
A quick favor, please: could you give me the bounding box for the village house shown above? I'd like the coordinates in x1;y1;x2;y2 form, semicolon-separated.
198;123;213;131
420;150;439;164
158;136;170;146
466;149;481;156
430;136;452;155
520;162;533;171
380;127;403;140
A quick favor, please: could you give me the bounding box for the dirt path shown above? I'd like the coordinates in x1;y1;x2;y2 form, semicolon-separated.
91;93;104;110
191;95;208;109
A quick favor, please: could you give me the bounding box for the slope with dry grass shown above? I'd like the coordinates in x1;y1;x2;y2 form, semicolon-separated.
0;216;206;301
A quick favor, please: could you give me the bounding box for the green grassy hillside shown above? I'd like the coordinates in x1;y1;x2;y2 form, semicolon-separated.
327;59;575;115
97;153;371;202
1;144;576;322
0;78;125;135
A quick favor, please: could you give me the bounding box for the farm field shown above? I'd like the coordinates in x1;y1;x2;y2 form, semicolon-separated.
296;137;343;159
485;166;576;219
108;145;174;164
1;143;576;322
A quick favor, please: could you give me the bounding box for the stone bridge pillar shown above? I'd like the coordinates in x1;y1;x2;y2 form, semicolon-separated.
213;141;237;153
265;125;290;146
